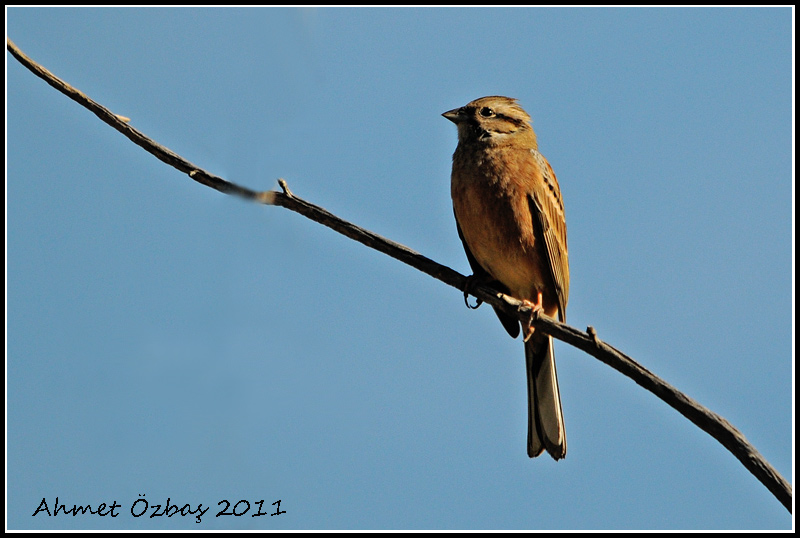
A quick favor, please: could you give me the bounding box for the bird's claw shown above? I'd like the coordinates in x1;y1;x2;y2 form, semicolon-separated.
463;275;483;310
521;293;544;342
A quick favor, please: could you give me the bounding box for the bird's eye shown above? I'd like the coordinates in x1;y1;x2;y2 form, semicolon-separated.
479;107;495;118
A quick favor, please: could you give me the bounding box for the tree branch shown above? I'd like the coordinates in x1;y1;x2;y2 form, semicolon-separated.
8;37;791;513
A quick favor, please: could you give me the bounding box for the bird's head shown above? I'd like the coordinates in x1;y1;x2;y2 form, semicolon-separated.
443;96;537;148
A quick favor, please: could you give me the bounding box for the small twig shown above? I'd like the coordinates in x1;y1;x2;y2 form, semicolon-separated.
278;178;294;197
587;326;601;348
7;37;791;513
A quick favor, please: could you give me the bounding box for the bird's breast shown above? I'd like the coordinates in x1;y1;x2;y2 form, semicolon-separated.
451;149;550;306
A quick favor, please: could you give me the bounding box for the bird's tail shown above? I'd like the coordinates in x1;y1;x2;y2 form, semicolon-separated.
525;335;567;460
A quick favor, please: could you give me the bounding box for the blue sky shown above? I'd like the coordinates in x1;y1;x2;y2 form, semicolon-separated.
6;7;793;530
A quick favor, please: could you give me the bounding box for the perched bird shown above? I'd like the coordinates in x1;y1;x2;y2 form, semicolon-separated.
444;96;569;460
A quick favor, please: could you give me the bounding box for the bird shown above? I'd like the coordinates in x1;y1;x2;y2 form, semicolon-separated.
443;96;569;460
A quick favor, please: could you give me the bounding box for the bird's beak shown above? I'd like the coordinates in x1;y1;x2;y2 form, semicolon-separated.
442;107;465;124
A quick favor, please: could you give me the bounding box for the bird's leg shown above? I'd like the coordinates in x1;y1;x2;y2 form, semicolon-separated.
521;292;544;342
463;274;485;310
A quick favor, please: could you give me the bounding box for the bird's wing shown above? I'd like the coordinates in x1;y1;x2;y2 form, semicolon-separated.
528;150;569;322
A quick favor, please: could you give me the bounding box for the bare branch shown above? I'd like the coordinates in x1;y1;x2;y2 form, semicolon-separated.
8;37;791;513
